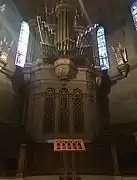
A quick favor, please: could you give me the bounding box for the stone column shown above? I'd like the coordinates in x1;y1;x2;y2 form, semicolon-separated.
111;144;120;175
16;144;27;177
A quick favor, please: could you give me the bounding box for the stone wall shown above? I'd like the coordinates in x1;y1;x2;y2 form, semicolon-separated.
0;2;23;124
107;13;137;124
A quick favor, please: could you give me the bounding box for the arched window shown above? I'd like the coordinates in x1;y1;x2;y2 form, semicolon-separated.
15;21;29;67
43;88;55;134
58;88;69;133
131;1;137;30
97;26;109;70
72;89;84;133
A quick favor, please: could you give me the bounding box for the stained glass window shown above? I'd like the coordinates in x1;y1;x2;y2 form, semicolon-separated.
131;0;137;30
72;89;84;133
58;88;69;133
15;21;29;67
43;88;55;134
97;26;109;70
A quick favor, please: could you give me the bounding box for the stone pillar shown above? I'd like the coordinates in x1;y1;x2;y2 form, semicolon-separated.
16;144;27;177
111;144;120;175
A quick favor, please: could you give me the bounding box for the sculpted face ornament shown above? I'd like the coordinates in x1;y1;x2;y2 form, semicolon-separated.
54;58;77;83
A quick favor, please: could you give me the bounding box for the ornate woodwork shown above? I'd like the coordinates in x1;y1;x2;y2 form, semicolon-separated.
58;88;69;133
43;88;55;134
72;89;84;133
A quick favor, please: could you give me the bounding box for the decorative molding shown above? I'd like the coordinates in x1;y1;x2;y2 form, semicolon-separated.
30;90;94;99
54;58;77;83
58;88;69;133
72;89;84;133
43;88;56;134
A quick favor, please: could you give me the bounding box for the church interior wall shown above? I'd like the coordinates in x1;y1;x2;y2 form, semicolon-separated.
1;1;137;127
107;14;137;124
0;2;23;125
0;0;137;178
0;1;22;72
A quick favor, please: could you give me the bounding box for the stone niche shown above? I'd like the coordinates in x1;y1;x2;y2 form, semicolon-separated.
24;62;101;142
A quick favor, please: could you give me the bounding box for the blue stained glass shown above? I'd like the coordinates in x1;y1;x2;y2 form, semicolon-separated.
15;21;29;67
97;26;109;70
131;0;137;31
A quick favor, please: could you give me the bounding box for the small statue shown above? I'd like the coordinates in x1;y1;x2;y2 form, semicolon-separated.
111;42;129;77
0;37;13;69
0;37;8;56
111;42;128;65
0;37;13;56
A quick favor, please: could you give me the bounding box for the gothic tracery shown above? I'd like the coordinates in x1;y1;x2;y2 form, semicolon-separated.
43;88;55;134
72;89;84;133
58;88;69;133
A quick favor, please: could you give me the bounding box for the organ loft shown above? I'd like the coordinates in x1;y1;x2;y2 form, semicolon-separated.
0;0;137;179
23;0;113;175
24;0;107;141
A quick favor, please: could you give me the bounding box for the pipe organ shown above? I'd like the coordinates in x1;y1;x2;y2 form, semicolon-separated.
28;0;100;66
24;0;104;142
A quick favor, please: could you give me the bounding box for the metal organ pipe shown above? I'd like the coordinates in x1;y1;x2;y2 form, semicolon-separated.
34;0;96;66
55;0;74;55
37;16;44;44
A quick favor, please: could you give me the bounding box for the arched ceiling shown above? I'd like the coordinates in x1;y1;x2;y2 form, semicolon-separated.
13;0;133;30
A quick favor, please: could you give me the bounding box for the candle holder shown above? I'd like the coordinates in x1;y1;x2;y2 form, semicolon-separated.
117;63;130;77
